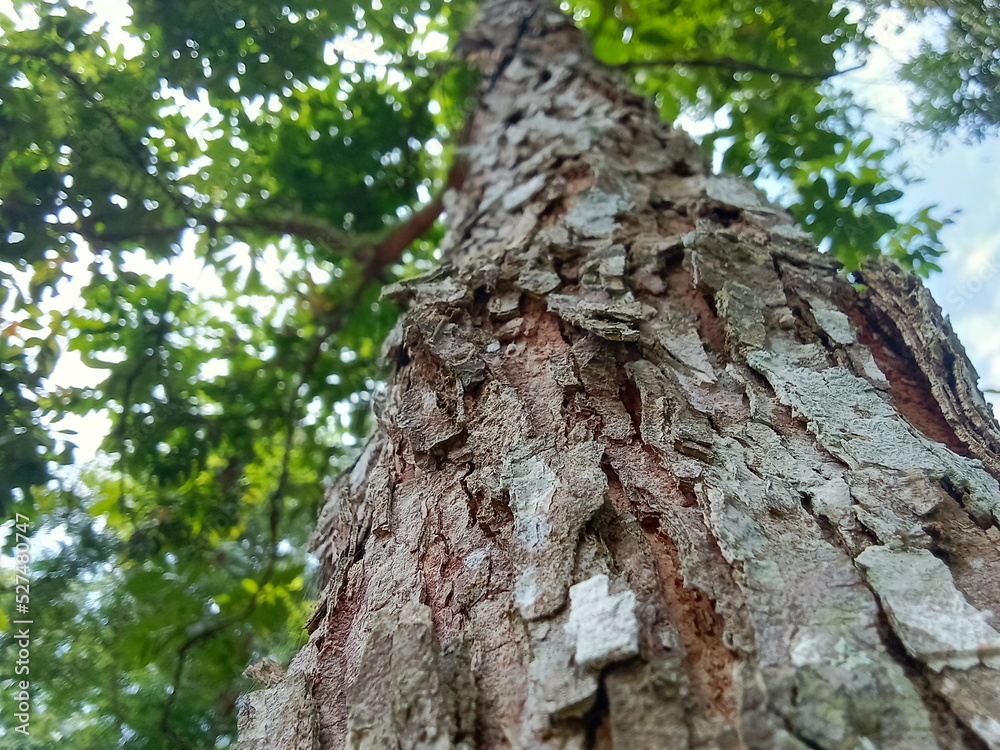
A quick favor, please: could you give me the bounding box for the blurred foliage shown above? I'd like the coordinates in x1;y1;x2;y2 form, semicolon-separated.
0;0;993;746
891;0;999;140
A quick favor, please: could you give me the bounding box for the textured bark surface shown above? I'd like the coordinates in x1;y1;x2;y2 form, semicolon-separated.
239;2;1000;748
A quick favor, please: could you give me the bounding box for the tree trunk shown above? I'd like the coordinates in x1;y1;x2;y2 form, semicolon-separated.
238;2;1000;748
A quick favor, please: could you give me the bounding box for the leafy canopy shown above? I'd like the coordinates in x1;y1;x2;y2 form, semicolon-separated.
0;0;994;747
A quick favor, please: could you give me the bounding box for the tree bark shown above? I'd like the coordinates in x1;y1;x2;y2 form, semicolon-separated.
238;2;1000;748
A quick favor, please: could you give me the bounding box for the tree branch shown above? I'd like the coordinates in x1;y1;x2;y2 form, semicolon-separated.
43;157;465;280
160;596;262;749
364;157;468;278
208;216;353;252
609;55;863;81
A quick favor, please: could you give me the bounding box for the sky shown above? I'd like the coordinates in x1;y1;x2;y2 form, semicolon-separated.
3;0;999;466
909;138;1000;401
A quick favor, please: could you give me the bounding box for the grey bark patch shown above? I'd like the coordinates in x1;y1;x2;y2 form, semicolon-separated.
643;300;719;385
809;304;856;346
936;673;1000;748
502;442;608;620
243;657;286;688
237;671;319;750
504;454;559;551
702;174;777;212
345;602;468;750
864;258;1000;476
546;292;646;342
488;290;522;319
626;359;714;460
698;435;941;749
857;546;1000;671
516;266;562;295
502;172;548;211
717;280;768;349
771;223;815;243
563;188;632;238
409;314;489;389
548;350;580;389
749;349;1000;527
604;663;692;749
383;271;469;307
527;619;599;720
580;244;628;292
565;574;639;669
397;387;462;455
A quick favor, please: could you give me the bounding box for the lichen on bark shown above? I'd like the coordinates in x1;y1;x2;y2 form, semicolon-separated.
239;1;1000;748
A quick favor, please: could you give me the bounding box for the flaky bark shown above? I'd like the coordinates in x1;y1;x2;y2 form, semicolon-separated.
239;2;1000;748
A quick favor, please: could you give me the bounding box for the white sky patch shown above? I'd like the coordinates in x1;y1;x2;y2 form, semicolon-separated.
49;349;108;390
837;9;939;127
0;0;39;30
172;232;228;299
0;0;141;55
46;409;114;463
0;520;71;561
326;30;394;67
84;0;142;57
413;29;448;57
199;358;231;380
